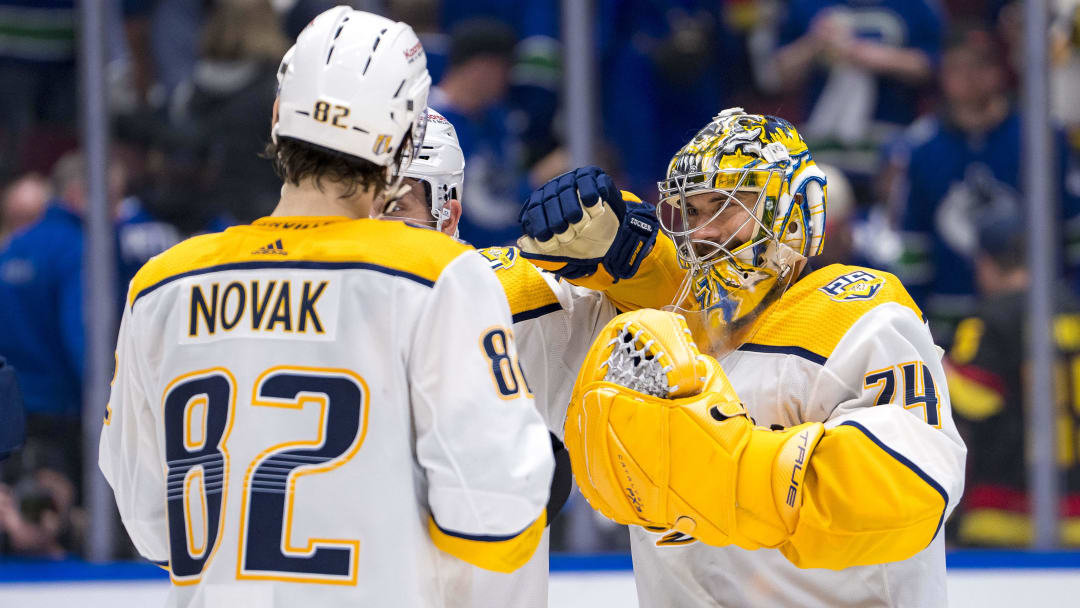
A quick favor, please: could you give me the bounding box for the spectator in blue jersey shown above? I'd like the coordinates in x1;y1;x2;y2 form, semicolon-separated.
0;173;48;243
115;199;232;291
596;1;732;199
892;26;1080;342
0;152;127;484
428;18;532;247
418;0;561;166
769;0;944;180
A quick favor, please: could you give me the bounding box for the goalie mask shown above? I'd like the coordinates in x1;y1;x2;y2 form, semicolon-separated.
656;108;827;357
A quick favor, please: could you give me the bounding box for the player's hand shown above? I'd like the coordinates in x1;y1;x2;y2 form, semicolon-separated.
563;309;824;550
518;166;658;281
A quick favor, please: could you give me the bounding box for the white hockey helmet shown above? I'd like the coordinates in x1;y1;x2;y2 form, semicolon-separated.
401;109;465;234
274;6;432;182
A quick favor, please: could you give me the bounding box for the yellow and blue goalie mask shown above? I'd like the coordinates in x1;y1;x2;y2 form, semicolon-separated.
656;108;827;357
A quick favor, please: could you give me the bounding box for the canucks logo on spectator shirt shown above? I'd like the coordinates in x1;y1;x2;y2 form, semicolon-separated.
819;270;885;302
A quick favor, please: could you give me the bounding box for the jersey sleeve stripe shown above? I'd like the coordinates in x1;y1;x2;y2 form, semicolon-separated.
838;420;950;543
428;514;546;573
511;302;563;324
430;516;537;542
131;260;435;307
519;251;604;264
737;343;828;366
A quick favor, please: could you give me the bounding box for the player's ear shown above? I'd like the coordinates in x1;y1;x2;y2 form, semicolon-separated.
442;199;462;236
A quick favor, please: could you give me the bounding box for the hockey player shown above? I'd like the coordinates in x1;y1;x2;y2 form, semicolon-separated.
518;108;967;607
378;107;619;607
381;108;661;436
99;8;554;607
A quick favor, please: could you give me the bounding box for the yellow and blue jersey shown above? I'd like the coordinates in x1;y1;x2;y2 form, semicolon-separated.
477;246;618;436
554;221;966;606
100;217;554;608
946;288;1080;547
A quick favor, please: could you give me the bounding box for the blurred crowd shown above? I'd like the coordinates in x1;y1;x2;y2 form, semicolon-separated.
2;0;1080;558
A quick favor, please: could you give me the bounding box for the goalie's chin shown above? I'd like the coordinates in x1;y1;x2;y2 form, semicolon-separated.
666;252;802;359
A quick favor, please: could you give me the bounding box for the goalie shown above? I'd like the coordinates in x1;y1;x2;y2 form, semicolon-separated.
519;109;967;607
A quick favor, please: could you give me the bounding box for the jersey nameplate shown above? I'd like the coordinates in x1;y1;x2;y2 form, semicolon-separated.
180;274;339;343
819;270;885;303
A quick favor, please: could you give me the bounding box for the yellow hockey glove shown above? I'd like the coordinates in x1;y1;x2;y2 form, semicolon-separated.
564;309;825;550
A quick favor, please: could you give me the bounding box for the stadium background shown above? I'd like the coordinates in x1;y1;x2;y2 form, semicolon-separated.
2;0;1080;604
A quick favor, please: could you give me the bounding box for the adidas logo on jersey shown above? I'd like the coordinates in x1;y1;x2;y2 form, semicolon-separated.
252;239;287;255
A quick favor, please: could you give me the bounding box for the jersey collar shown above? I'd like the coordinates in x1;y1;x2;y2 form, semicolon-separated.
250;216;356;230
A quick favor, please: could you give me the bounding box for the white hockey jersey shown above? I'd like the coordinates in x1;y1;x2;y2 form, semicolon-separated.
435;246;617;608
622;265;967;607
99;218;554;608
532;239;968;607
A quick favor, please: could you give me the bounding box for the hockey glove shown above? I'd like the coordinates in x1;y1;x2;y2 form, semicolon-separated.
563;309;825;551
518;166;658;281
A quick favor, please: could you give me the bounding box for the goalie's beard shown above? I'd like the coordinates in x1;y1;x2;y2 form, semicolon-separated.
666;253;800;359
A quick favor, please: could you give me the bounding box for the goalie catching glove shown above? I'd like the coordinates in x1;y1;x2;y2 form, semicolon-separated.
564;309;825;551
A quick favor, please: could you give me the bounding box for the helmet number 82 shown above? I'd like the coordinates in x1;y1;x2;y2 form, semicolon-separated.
313;100;349;129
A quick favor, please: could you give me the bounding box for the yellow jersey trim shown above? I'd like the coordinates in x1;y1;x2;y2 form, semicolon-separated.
129;218;470;307
781;420;947;568
744;265;923;364
478;247;562;323
428;514;546;573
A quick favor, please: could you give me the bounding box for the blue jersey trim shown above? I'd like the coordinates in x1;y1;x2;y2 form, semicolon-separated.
132;260;435;307
737;343;828;366
839;420;950;544
519;251;604;264
431;516;536;543
512;302;563;324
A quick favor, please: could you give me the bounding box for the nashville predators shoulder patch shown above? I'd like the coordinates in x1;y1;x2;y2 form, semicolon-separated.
478;246;519;271
818;270;885;303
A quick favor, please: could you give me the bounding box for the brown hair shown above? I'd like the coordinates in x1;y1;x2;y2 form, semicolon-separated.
263;137;398;199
